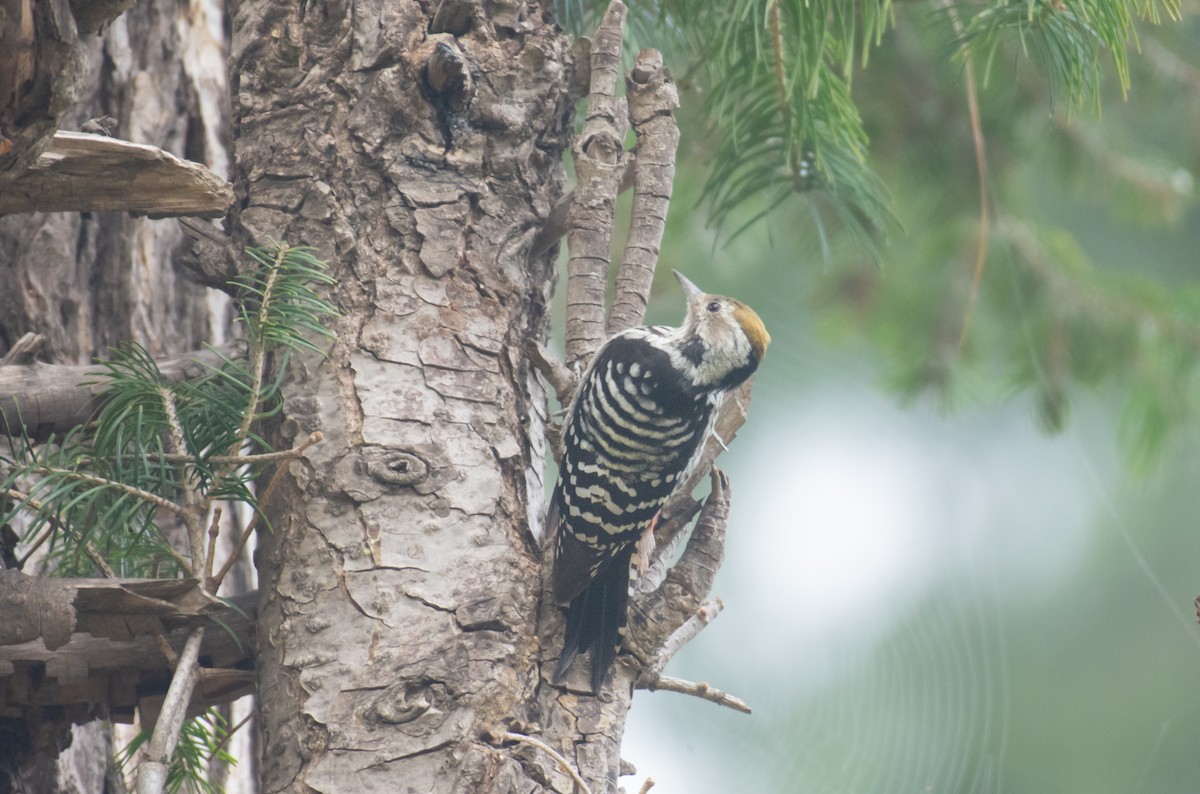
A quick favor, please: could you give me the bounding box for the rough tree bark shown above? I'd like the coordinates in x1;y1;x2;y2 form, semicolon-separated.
0;0;230;788
2;0;746;790
229;0;575;790
233;0;748;790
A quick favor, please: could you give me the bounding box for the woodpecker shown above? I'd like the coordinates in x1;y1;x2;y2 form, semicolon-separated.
549;270;770;691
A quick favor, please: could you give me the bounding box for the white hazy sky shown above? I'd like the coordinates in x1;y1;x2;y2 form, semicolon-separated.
622;383;1110;794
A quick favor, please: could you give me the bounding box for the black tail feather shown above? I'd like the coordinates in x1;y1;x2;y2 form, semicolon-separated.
554;548;633;692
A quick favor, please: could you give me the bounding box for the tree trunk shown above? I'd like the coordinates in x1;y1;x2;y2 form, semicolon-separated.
229;0;594;790
0;0;230;787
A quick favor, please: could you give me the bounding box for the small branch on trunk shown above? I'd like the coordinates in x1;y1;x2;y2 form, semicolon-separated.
528;341;576;405
644;598;724;678
564;0;629;373
608;49;680;336
530;160;636;261
637;779;657;794
493;730;593;794
178;218;241;295
639;674;752;715
209;431;322;592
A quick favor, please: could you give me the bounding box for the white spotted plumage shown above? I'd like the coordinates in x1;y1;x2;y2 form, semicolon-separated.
550;271;770;691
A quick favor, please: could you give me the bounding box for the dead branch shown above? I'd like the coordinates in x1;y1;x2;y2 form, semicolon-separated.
639;674;752;715
0;574;257;723
0;572;222;649
645;598;724;677
564;1;629;373
136;626;205;794
626;469;731;669
178;218;241;294
494;731;593;794
0;132;233;218
528;341;576;405
609;50;680;335
530;160;636;261
0;333;46;366
0;340;248;441
0;0;87;178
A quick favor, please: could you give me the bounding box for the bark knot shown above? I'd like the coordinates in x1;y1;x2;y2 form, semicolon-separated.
337;445;457;501
369;451;429;485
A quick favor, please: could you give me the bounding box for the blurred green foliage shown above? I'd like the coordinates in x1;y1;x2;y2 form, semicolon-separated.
560;0;1199;468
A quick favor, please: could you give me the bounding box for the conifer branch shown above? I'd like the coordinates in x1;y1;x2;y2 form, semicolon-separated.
5;488;116;576
942;0;992;349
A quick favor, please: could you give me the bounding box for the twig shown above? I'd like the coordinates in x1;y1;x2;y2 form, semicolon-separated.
209;431;322;592
639;674;752;715
768;0;805;189
229;247;279;463
31;468;189;519
528;341;576;405
204;507;222;586
105;447;326;466
5;487;123;578
637;778;656;794
154;634;179;668
942;0;991;349
609;49;679;335
530;161;636;261
135;627;206;794
564;0;629;373
159;385;206;573
648;598;723;677
498;731;593;794
208;709;253;760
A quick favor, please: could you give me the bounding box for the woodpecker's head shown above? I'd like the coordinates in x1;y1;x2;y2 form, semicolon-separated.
672;270;770;391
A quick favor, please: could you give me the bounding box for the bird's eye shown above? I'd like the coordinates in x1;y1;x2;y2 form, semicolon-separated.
706;300;721;314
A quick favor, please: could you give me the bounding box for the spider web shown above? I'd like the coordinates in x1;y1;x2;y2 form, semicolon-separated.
623;367;1200;793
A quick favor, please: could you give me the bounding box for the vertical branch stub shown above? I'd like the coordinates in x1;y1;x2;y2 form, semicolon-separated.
564;0;628;373
609;49;680;336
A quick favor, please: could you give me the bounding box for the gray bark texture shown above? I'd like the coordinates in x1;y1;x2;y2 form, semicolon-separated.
228;0;589;790
0;0;228;362
2;0;735;789
0;0;231;788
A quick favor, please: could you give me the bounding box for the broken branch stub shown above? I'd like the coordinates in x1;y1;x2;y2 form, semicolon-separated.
564;0;628;373
0;132;233;217
609;49;680;336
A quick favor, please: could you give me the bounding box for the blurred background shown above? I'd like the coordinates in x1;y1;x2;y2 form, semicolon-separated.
554;4;1200;791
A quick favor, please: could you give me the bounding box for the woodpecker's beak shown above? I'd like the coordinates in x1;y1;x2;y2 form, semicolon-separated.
673;270;704;299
